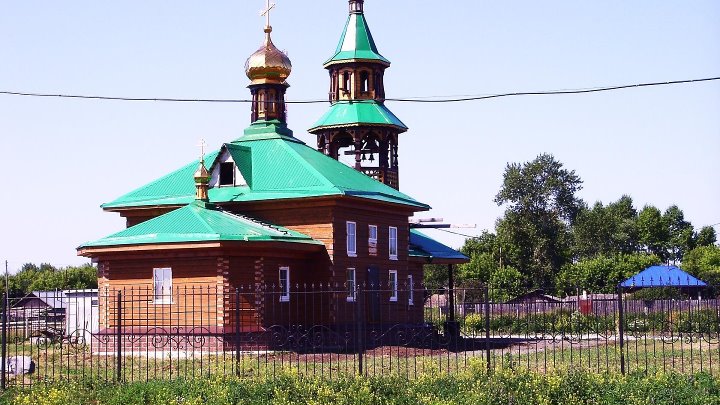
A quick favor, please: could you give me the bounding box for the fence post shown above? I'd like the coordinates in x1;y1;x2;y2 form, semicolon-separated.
235;288;241;376
116;290;123;382
484;285;491;374
355;285;364;376
617;286;625;375
1;293;7;390
448;264;455;323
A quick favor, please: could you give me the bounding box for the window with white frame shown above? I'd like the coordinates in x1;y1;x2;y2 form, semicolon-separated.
389;270;398;302
408;275;414;305
346;268;356;302
389;226;398;260
153;267;172;304
368;225;378;256
279;267;290;302
347;221;357;257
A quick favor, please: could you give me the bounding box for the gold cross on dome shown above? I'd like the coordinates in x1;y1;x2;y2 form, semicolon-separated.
260;0;276;28
197;138;207;161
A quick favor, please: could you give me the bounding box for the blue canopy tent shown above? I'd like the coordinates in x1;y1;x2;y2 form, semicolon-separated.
619;265;707;289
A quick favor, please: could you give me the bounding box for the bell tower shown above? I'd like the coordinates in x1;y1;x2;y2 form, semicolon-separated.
309;0;407;190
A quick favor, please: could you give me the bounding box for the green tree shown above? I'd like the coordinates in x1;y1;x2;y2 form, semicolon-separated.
604;196;640;254
682;245;720;295
637;205;669;261
488;266;524;302
555;252;661;295
696;226;717;247
422;263;449;291
663;205;695;264
7;263;97;296
494;154;583;286
456;232;501;283
572;196;639;259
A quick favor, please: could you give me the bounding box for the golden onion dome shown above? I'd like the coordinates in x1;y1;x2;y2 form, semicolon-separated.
245;27;292;85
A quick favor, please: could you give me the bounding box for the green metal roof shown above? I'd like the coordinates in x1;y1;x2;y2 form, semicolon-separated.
102;122;427;211
80;201;321;248
325;12;390;67
409;229;470;264
309;100;408;132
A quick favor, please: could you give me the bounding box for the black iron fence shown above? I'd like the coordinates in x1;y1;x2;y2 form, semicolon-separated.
1;280;719;387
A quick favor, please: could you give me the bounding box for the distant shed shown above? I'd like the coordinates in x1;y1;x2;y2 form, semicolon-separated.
10;291;67;322
505;290;563;304
64;289;99;343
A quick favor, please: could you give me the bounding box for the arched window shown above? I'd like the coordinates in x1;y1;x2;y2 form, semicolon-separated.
343;71;351;92
268;90;276;113
360;71;369;93
258;91;265;115
331;72;338;99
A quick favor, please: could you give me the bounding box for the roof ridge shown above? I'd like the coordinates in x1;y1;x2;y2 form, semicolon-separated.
188;203;222;235
274;139;338;191
215;207;291;237
102;150;220;208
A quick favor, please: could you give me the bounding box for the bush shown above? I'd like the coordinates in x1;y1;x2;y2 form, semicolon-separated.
459;310;617;336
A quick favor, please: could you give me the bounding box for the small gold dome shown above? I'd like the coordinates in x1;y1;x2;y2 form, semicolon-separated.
245;27;292;85
194;162;210;183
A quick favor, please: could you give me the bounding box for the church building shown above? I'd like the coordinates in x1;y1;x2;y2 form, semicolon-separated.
78;0;467;351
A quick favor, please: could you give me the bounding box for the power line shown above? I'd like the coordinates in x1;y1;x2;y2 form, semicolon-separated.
0;77;717;105
437;222;720;239
391;77;720;103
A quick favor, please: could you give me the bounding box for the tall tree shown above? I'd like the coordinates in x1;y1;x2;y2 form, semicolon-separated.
682;245;720;295
456;231;502;283
663;205;695;264
637;205;670;261
696;226;717;247
605;196;640;254
572;196;639;259
494;154;583;285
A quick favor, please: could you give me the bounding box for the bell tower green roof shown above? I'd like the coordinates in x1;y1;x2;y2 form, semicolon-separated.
310;100;407;133
324;2;390;67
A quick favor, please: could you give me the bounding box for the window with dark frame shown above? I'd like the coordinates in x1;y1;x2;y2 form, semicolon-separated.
219;162;235;186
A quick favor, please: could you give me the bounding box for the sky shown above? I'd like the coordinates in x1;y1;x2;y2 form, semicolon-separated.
1;0;718;272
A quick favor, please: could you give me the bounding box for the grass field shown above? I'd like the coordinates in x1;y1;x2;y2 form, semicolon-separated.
2;369;720;405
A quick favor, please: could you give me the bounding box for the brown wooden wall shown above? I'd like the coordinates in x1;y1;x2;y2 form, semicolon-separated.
231;198;421;324
236;204;336;260
103;195;426;328
98;256;223;331
223;254;332;330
